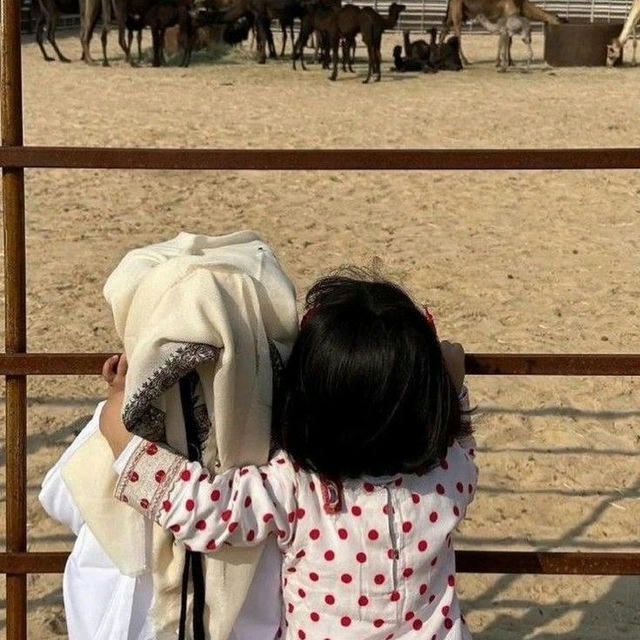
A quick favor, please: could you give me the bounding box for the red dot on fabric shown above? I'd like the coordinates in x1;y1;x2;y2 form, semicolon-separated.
358;596;369;606
298;630;305;640
356;552;367;563
411;493;420;504
170;524;180;532
129;471;139;482
429;511;439;523
351;506;362;516
221;510;232;522
413;619;423;631
440;459;449;470
140;498;149;509
288;512;296;523
309;481;316;492
429;594;436;603
310;612;320;622
448;575;456;587
296;550;306;559
155;470;166;483
325;594;335;605
228;522;238;533
146;443;158;455
341;574;352;584
374;619;384;628
310;529;320;540
263;513;274;523
419;583;428;595
431;556;438;566
296;508;306;519
180;470;191;481
324;550;335;561
402;522;412;533
364;482;375;493
232;491;239;502
382;504;394;515
162;500;172;512
418;540;428;552
453;505;460;517
287;568;296;573
247;529;255;542
436;484;445;495
456;482;464;493
276;458;285;465
386;635;394;640
405;611;415;621
395;477;403;487
442;605;450;616
278;529;286;539
374;574;385;585
403;568;414;578
244;496;252;508
211;490;220;502
186;499;195;512
309;572;319;582
390;591;400;602
298;588;306;598
228;480;233;489
288;603;294;613
239;467;249;476
368;529;379;540
341;616;352;627
338;528;348;540
387;549;395;559
444;618;453;629
206;539;216;550
195;520;206;530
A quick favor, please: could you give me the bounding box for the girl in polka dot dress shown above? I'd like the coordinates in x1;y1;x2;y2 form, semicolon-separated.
101;271;478;640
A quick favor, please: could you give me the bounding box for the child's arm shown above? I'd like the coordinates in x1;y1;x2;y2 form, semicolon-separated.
113;440;298;553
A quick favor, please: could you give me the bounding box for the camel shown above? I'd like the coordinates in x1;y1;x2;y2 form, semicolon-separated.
292;0;340;71
403;27;436;61
429;34;463;70
442;0;560;64
392;44;426;71
358;2;405;82
607;0;640;67
475;13;532;70
78;0;131;65
36;0;80;62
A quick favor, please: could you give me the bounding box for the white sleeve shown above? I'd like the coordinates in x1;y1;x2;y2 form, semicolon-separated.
38;402;106;535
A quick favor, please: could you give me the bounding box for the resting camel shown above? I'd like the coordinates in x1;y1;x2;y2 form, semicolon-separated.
607;0;640;66
475;13;532;70
36;0;80;62
403;27;436;61
442;0;560;64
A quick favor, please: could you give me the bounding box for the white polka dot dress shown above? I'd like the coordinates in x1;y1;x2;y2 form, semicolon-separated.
116;395;477;640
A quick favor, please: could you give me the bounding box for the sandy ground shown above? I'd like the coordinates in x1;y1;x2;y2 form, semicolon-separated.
0;27;639;639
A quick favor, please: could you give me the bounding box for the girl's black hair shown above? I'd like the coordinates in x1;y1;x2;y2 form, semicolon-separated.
274;268;472;479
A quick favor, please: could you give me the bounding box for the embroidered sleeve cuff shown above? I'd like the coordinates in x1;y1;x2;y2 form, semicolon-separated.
114;439;185;521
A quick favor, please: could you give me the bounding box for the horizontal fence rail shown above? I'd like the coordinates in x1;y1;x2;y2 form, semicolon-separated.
2;147;640;171
2;353;640;376
1;551;639;575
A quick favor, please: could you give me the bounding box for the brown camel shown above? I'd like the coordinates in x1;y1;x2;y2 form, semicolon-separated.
442;0;560;64
358;2;406;83
36;0;80;62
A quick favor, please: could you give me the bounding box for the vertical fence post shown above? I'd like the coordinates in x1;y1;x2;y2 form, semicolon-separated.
1;0;28;637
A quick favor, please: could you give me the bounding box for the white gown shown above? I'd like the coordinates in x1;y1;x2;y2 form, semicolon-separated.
39;402;282;640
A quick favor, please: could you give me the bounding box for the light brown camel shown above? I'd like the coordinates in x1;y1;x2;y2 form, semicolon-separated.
442;0;560;64
79;0;131;66
607;0;639;66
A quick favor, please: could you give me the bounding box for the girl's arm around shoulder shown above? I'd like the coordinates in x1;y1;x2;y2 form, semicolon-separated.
114;442;299;553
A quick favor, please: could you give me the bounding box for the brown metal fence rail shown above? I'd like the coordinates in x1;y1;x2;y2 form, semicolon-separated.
2;0;640;637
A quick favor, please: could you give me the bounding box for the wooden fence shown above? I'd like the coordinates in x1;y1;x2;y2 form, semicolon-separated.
3;0;640;636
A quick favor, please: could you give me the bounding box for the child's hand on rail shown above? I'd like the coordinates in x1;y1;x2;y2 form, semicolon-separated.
99;353;133;458
440;340;465;394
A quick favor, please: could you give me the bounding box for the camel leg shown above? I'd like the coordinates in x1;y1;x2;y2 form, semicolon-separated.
329;34;339;81
633;30;638;66
256;20;268;63
151;26;162;67
99;0;111;66
363;41;373;83
80;0;99;64
523;29;533;68
137;30;143;62
114;2;132;64
341;38;348;71
36;11;55;61
446;0;469;65
47;13;72;62
374;36;382;81
497;32;508;72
